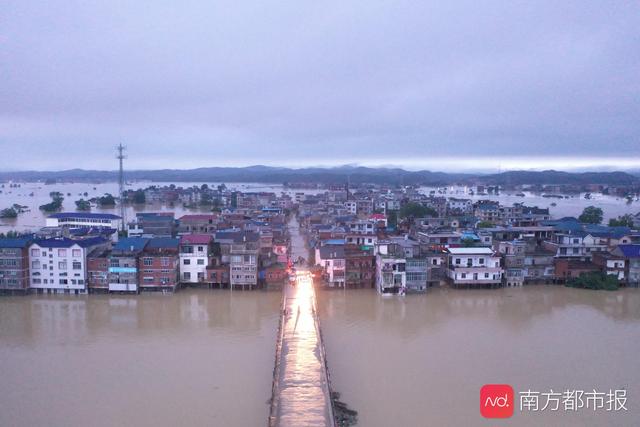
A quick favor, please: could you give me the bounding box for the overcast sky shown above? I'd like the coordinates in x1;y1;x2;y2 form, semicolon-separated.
1;1;639;171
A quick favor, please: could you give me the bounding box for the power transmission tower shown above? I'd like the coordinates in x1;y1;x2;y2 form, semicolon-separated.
117;144;127;232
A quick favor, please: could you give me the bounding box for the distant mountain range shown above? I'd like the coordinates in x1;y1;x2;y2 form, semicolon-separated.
0;166;638;186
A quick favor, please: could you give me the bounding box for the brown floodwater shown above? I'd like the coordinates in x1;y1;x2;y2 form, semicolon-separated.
318;286;640;426
0;290;281;427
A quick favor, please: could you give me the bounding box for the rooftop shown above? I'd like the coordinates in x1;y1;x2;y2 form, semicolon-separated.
180;234;213;245
0;238;31;248
49;212;121;220
447;247;494;255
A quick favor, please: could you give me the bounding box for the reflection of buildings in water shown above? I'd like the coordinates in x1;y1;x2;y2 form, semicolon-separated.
318;287;640;339
30;297;89;343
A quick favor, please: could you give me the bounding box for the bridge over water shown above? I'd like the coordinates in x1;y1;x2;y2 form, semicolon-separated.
268;218;336;427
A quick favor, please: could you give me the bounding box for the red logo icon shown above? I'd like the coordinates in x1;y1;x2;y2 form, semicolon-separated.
481;384;514;418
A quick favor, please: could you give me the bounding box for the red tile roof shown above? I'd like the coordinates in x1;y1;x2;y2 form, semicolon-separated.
180;234;213;244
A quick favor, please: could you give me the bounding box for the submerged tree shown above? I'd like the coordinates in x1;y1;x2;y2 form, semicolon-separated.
578;206;603;224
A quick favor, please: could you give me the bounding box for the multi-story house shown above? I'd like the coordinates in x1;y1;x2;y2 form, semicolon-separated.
128;212;176;238
139;238;180;292
592;252;626;282
446;247;503;288
405;257;428;292
316;245;345;288
474;201;500;224
417;230;461;248
87;248;110;292
612;245;640;287
107;237;150;293
375;252;406;295
543;231;608;260
29;237;109;294
447;198;472;214
177;214;219;235
230;244;258;290
179;234;213;285
0;238;31;294
344;245;375;288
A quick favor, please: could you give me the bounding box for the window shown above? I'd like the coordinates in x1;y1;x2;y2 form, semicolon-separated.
72;249;81;257
455;258;461;265
161;258;170;267
58;249;67;257
479;258;484;264
183;259;191;265
58;261;67;270
31;249;40;257
143;258;153;266
72;261;82;270
484;273;489;278
32;261;40;269
461;273;466;279
197;246;204;252
197;259;205;265
183;272;191;280
59;279;68;284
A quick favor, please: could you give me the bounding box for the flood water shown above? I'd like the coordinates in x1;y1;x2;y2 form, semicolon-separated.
1;181;637;234
0;290;281;427
318;287;640;426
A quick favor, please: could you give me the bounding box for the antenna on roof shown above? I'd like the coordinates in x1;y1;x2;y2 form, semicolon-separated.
117;144;127;233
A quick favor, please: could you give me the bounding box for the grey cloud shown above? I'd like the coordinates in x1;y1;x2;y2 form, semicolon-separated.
1;0;639;170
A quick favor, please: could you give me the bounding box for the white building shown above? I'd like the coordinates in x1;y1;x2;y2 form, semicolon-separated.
29;237;109;294
344;201;357;215
446;247;503;288
179;234;213;284
316;245;345;287
46;213;122;230
447;198;472;214
374;241;406;295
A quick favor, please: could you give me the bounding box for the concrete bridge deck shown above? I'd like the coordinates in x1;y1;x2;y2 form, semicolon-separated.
269;273;335;427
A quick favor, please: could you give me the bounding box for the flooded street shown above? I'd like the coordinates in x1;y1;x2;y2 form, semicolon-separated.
0;290;281;427
318;287;640;426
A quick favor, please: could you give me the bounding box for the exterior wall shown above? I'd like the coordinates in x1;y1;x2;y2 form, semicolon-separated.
553;259;599;282
29;244;92;293
447;253;503;287
405;257;428;292
207;265;230;286
108;255;140;292
628;259;640;287
322;258;345;287
230;250;258;288
46;216;121;230
376;256;406;294
345;251;375;288
87;255;109;291
180;244;210;284
0;246;29;292
139;254;179;290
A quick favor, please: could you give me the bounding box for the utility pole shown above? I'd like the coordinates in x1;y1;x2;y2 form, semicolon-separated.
117;144;126;233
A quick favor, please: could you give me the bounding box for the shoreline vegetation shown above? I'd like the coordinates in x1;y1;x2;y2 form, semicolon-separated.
0;167;639;187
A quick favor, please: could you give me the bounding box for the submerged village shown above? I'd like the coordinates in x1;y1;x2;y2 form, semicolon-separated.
1;180;640;296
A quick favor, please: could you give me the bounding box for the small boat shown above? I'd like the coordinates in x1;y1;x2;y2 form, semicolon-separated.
551;202;557;207
515;192;525;197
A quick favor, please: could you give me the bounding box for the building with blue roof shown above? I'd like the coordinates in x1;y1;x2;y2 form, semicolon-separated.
612;244;640;287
